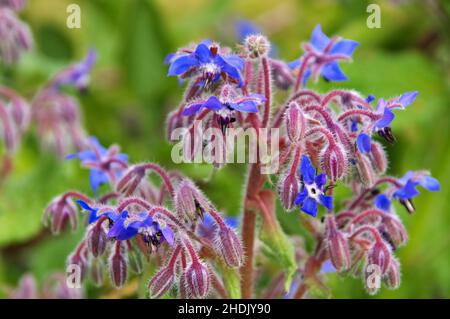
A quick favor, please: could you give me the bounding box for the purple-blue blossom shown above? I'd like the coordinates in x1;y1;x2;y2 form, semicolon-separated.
167;42;244;87
294;155;332;217
290;24;358;84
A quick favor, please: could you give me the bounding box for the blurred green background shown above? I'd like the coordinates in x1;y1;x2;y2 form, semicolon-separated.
0;0;449;298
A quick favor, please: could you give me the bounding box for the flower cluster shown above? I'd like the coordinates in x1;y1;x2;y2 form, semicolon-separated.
0;0;32;65
163;24;439;297
44;137;243;298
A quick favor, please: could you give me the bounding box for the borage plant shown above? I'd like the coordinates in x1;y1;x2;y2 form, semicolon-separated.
43;24;440;298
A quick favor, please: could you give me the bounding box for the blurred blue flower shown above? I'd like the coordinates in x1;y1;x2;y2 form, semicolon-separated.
356;132;372;154
67;136;128;194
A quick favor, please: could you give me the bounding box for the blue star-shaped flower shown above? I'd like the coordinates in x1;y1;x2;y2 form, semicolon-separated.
394;171;440;200
294;155;333;217
290;24;358;84
167;42;244;87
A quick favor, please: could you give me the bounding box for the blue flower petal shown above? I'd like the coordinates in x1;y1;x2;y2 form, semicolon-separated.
419;176;440;192
375;194;391;211
225;216;239;229
301;197;318;217
294;188;308;205
376;106;395;129
221;54;244;70
161;226;175;246
89;169;109;194
288;58;301;69
236;20;261;41
76;200;96;212
330;40;359;56
203;96;223;111
167;55;198;76
182;102;204;116
356;133;372;154
319;194;333;210
366;94;375;103
398;91;418;108
195;43;213;63
315;173;327;189
310;24;330;52
393;180;420;200
300;155;316;185
321;61;348;81
233;101;259;113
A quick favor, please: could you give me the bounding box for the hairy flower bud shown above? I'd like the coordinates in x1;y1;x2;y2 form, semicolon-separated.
324;215;351;272
369;142;388;174
87;220;107;257
355;152;375;187
367;240;392;275
11;274;37;299
184;260;210;299
90;257;104;287
109;242;128;288
384;257;401;289
67;244;88;282
174;178;212;225
215;225;244;268
148;266;175;298
244;34;270;58
285;102;305;144
380;215;408;249
179;272;189;298
277;172;299;211
321;144;347;182
43;196;78;235
271;60;295;90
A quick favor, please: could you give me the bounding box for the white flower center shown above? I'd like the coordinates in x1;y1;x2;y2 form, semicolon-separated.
305;182;322;201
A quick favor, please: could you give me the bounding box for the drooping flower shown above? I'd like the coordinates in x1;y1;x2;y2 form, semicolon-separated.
67;136;128;193
393;171;440;200
51;49;97;91
375;193;391;211
290;24;358;84
294;155;332;217
182;93;265;116
167;42;244;87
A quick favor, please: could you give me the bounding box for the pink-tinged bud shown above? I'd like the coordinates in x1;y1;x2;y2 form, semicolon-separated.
166;109;185;142
11;274;37;299
380;215;408;249
90;258;104;287
285;102;305;144
179;273;189;298
116;165;146;195
324;215;351;272
321;144;347;182
369;142;388;174
174;178;212;225
355;151;375;187
384;257;401;289
0;0;27;11
148;266;175;298
43;195;78;235
367;240;392;275
244;34;270;59
364;262;381;295
0;9;33;65
215;225;244;268
108;242;128;288
67;245;88;282
271;60;295;90
277;172;299;211
184;261;210;299
87;220;107;257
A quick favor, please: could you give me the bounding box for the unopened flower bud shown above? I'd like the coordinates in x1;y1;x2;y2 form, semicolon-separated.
383;257;401;289
324;215;351;272
285;102;305;144
369;142;387;174
11;274;37;299
367;240;392;275
215;225;244;268
355;152;375;187
90;257;104;287
108;242;128;288
87;220;107;257
116;165;146;195
380;215;408;249
174;179;212;225
321;144;347;182
277;172;299;211
271;60;295;90
184;260;210;299
364;262;381;295
244;34;270;58
43;195;78;234
67;245;88;282
148;266;175;298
